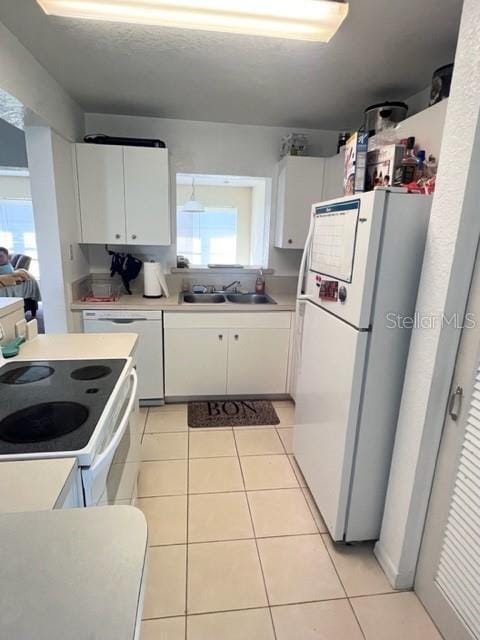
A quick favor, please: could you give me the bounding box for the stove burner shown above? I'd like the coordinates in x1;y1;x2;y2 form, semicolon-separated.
0;365;54;385
0;402;89;444
71;365;112;381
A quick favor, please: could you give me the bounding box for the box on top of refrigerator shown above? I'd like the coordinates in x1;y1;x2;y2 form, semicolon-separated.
344;131;368;195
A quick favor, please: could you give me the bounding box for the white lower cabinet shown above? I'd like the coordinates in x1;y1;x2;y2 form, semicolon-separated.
164;312;292;397
227;328;290;394
165;327;228;396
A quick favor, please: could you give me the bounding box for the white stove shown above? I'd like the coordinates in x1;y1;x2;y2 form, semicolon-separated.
0;357;139;506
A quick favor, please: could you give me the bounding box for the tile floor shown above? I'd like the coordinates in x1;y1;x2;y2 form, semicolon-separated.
137;401;442;640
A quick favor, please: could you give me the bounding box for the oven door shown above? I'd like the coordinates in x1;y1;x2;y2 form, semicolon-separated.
81;369;138;506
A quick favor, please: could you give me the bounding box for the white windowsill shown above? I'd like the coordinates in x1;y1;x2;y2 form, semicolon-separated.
171;266;274;275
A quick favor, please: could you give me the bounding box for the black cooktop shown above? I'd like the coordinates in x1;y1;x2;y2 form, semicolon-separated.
0;359;127;455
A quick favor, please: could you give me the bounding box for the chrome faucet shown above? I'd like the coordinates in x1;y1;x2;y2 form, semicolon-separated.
222;280;241;292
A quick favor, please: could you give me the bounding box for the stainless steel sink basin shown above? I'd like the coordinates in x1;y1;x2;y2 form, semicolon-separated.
181;293;226;304
225;293;276;305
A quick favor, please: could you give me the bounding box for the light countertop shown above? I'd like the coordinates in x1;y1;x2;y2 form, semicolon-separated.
0;506;147;640
71;292;297;312
14;333;138;360
0;458;76;513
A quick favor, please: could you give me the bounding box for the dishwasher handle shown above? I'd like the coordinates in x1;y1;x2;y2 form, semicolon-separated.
95;318;148;324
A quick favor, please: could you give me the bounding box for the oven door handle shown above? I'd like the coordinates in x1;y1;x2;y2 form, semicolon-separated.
89;369;138;477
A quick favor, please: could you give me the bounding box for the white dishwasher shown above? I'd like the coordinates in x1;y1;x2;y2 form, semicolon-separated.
83;309;164;404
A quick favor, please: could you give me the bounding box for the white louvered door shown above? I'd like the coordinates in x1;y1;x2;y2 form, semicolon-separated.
415;255;480;640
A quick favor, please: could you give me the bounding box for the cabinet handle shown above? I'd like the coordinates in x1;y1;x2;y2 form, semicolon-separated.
131;234;137;240
218;334;223;341
234;334;239;341
115;234;121;239
288;239;293;244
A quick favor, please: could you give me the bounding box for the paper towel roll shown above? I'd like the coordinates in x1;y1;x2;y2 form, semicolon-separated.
143;261;169;298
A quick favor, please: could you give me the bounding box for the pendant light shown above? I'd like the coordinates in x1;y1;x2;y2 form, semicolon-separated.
182;177;205;214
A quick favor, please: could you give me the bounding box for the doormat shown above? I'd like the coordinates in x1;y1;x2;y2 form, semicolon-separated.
188;400;280;428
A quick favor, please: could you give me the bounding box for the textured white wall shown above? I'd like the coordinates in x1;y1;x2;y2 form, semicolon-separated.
0;22;83;140
26;127;89;333
376;0;480;588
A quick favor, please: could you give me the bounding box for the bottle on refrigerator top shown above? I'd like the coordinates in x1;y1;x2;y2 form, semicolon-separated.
416;150;426;181
255;270;266;295
399;137;417;184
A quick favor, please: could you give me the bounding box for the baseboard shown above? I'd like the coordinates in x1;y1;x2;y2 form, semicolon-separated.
374;541;415;590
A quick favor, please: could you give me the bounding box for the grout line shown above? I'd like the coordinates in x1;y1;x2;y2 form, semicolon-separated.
233;430;278;640
148;531;337;548
185;418;190;637
143;595;358;623
138;485;311;500
320;533;366;639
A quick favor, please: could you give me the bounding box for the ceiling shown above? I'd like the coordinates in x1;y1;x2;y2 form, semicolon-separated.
0;0;463;130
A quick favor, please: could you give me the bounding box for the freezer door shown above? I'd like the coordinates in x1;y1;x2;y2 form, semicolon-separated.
305;191;386;329
293;301;368;541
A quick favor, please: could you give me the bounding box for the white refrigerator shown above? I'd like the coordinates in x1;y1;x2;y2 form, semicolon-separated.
293;189;431;542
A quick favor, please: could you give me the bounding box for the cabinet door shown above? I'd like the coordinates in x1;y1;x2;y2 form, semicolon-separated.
275;156;325;249
76;144;126;244
165;328;227;397
227;328;290;395
124;147;170;245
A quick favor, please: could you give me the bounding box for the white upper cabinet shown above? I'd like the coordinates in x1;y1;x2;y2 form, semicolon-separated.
76;144;126;244
274;155;325;250
75;143;170;245
124;147;170;245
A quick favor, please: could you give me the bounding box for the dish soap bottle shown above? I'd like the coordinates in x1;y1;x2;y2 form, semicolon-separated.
255;270;266;295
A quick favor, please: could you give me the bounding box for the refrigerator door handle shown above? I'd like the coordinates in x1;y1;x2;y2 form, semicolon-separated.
296;207;316;299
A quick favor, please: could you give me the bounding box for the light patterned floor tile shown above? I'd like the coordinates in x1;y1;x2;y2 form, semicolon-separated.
145;407;188;433
301;487;328;533
273;400;295;410
322;535;394;597
257;534;345;605
248;489;317;537
272;600;363;640
189;430;236;458
143;545;186;619
187;539;268;614
136;496;187;546
141;616;185;640
276;406;296;426
189;457;244;494
187;608;275;640
288;455;307;488
141;432;188;461
241;455;298;490
351;592;442;640
188;492;254;542
138;460;187;497
234;428;284;456
277;428;293;454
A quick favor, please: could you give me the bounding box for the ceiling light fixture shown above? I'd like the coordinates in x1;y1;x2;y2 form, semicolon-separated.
182;177;205;213
36;0;349;42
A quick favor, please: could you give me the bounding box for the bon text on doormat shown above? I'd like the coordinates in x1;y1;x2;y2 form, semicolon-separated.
188;400;280;428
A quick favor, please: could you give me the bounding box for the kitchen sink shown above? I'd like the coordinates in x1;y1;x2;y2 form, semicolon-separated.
226;293;276;305
181;293;226;304
179;292;277;305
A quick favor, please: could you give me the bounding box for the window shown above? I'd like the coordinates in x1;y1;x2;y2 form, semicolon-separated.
177;207;238;266
0;198;40;279
176;173;269;267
